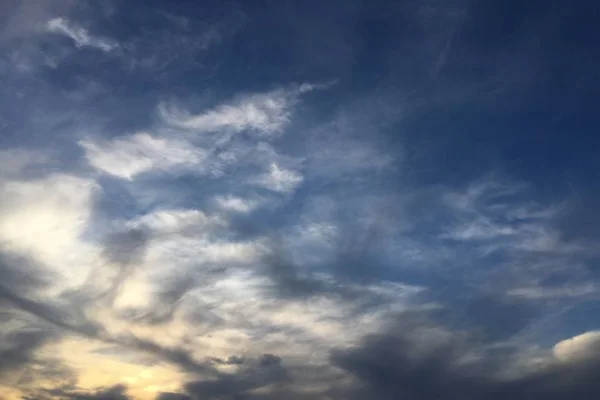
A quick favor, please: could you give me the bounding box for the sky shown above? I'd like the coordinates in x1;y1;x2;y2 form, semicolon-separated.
0;0;599;399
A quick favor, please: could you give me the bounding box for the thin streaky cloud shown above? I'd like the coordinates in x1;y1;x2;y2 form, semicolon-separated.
46;17;118;52
254;162;304;193
79;133;211;180
159;84;327;136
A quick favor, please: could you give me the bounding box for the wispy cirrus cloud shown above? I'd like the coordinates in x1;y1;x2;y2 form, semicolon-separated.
80;85;317;183
79;133;212;180
214;195;261;214
46;17;118;52
253;162;304;193
159;85;321;136
507;283;598;300
440;178;587;255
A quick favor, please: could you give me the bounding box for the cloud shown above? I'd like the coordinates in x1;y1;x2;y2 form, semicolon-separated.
44;384;131;400
429;177;600;310
303;100;398;183
331;314;600;400
440;177;595;257
120;5;246;75
254;163;303;193
80;133;212;180
183;353;288;399
11;169;581;398
46;17;117;52
0;0;76;41
0;174;102;293
124;209;225;235
0;325;57;377
214;195;260;213
160;90;291;135
156;393;191;400
307;142;394;180
0;2;597;397
80;87;314;182
159;85;320;136
0;274;218;379
507;284;598;300
442;217;517;240
0;149;49;179
0;196;219;392
553;331;600;363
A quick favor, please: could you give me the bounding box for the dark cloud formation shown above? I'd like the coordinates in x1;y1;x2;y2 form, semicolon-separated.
0;328;56;376
0;253;63;383
155;393;192;400
331;314;600;400
160;353;291;400
149;314;600;400
210;355;246;366
43;384;132;400
102;228;149;268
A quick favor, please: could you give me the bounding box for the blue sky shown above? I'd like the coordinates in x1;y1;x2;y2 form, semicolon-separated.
0;1;599;399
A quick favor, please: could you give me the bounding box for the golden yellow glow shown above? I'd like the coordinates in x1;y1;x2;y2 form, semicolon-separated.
36;336;187;399
0;385;22;400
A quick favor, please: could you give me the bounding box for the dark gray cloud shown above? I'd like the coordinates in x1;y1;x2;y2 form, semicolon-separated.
0;327;56;376
121;335;216;377
155;393;192;400
0;278;107;340
427;288;540;341
44;384;132;400
331;314;600;400
0;253;63;381
102;228;149;267
182;353;289;400
154;310;600;400
209;355;246;366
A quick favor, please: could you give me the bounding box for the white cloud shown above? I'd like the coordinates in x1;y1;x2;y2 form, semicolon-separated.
111;236;268;311
80;132;211;180
215;196;260;213
441;179;587;255
47;17;118;52
100;195;423;364
443;179;526;213
443;217;516;240
0;174;102;293
146;236;266;268
297;80;338;93
172;270;423;363
254;162;303;193
507;283;597;300
297;222;338;243
125;209;225;234
160;88;304;136
553;331;600;363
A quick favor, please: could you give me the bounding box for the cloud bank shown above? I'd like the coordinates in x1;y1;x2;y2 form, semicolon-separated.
0;0;598;399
